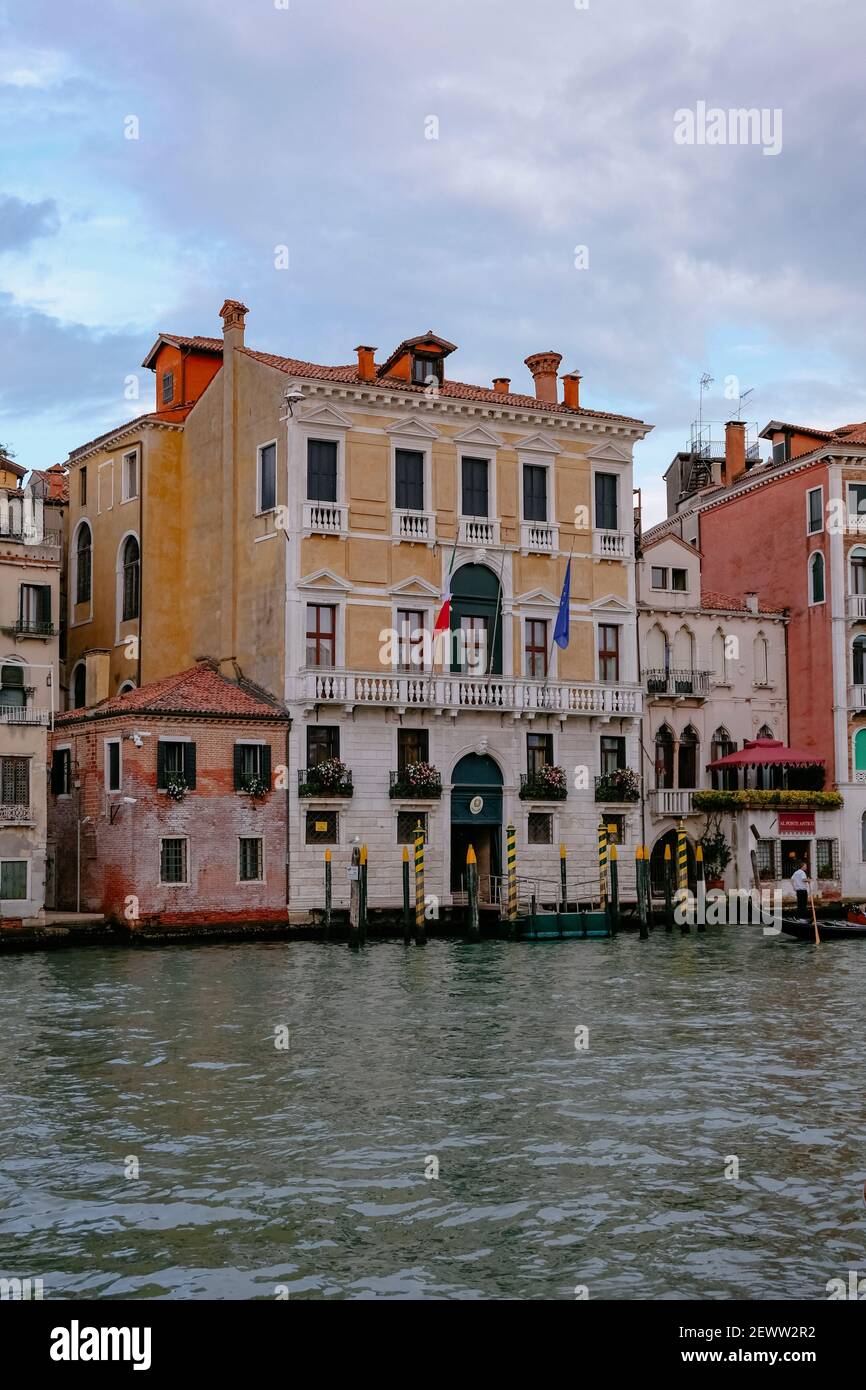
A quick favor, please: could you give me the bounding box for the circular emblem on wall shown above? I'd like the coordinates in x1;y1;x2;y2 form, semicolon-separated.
469;795;484;815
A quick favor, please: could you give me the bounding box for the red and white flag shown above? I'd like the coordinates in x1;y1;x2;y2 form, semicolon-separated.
433;588;451;635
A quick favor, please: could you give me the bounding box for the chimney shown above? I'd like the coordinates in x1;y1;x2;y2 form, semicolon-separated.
524;351;563;405
724;419;747;484
493;377;511;394
745;592;759;614
355;345;377;383
219;298;249;347
562;372;581;410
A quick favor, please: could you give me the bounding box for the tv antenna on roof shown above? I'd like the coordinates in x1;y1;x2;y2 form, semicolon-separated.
736;386;754;421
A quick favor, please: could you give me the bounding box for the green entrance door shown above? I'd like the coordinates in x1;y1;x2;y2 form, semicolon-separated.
451;753;503;891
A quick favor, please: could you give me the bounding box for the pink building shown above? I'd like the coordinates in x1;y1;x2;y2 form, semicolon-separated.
49;661;290;926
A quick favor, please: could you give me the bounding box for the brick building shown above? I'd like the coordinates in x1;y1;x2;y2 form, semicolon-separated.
48;662;290;925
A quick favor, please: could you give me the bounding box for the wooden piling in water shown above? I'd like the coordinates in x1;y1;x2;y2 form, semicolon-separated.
324;849;332;939
609;843;619;932
677;819;690;935
636;845;649;939
402;845;411;944
695;843;706;932
597;820;608;912
359;844;368;945
414;822;426;946
466;844;480;941
559;842;568;913
348;842;361;949
506;823;517;924
663;844;674;932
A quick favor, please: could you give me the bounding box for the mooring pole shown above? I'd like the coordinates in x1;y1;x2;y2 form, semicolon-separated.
414;822;426;946
402;845;411;944
466;844;480;941
324;848;332;939
677;819;690;935
506;822;517;928
558;842;567;913
695;842;706;932
597;819;608;914
359;844;368;945
609;843;619;933
348;841;361;949
636;845;649;939
663;843;674;932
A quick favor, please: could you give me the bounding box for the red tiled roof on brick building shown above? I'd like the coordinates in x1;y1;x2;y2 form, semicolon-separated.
56;661;287;725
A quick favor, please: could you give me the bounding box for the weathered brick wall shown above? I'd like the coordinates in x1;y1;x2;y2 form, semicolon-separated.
49;715;288;923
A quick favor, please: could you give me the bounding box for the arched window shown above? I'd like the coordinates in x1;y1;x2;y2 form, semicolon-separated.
855;728;866;775
678;725;699;789
753;633;769;685
673;624;695;671
0;662;26;709
853;636;866;686
851;547;866;596
809;551;825;605
655;724;674;789
712;627;729;683
758;723;774;740
645;625;669;690
72;663;86;709
121;536;140;621
711;726;736;790
449;563;502;676
76;522;92;604
118;681;136;696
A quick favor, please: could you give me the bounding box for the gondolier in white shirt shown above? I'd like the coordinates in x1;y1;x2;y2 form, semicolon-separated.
790;861;811;918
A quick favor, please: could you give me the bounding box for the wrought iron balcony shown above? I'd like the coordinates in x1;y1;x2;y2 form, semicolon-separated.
644;668;711;698
12;618;57;638
297;766;354;798
594;770;641;802
389;768;443;799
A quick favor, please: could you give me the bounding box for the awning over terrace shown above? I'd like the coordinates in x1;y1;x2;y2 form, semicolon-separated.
706;738;824;771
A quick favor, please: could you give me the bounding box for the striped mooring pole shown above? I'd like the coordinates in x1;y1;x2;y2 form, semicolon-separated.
636;845;649;939
695;842;706;932
506;822;518;924
414;822;426;946
677;819;690;934
608;843;619;933
324;848;332;939
359;844;368;945
466;844;480;940
663;843;674;932
402;845;411;944
597;819;608;912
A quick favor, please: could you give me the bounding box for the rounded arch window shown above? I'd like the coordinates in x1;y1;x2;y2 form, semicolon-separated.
76;522;92;604
121;535;140;621
72;664;86;709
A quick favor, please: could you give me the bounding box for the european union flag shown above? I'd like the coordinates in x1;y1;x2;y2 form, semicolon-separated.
553;557;571;648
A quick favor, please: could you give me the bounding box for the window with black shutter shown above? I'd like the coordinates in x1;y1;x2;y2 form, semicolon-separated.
395;449;424;511
594;472;618;530
307;440;338;502
51;748;71;795
523;464;547;522
461;457;489;517
158;741;196;790
258;442;276;512
234;742;270;791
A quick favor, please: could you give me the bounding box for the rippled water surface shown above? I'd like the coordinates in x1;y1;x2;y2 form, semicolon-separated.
1;931;865;1300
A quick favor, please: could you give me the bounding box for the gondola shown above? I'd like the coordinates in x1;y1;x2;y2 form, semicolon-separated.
780;916;866;941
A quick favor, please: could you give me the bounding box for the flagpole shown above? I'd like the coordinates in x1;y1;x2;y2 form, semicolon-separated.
485;543;508;679
541;539;575;705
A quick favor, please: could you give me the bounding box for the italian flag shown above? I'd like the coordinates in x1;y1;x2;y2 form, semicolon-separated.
434;532;459;634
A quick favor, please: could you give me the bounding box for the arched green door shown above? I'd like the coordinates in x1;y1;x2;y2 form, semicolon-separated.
450;564;503;675
451;753;503;892
855;728;866;774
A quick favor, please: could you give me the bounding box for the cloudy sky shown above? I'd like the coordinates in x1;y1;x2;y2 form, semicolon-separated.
2;0;865;522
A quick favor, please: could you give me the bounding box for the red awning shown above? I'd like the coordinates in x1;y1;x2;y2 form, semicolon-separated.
706;738;825;770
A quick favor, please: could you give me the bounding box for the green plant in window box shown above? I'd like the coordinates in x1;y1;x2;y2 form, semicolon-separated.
520;763;568;801
390;762;442;799
594;767;640;803
298;757;352;797
165;773;188;802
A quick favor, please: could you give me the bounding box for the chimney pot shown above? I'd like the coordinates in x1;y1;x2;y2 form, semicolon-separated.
725;419;747;484
355;345;377;383
524;351;563;405
219;299;249;344
745;592;759;613
562;372;582;410
493;377;511;394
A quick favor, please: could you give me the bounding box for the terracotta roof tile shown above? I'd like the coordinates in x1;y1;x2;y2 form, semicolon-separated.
56;662;287;725
701;588;783;616
241;348;644;423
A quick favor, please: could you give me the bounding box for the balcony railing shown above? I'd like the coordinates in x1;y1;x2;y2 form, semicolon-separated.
297;766;354;797
593;530;630;561
520;521;559;553
0;804;33;824
644;668;711;698
0;707;50;726
0;527;61;559
458;517;500;547
293;671;643;717
392;509;436;544
11;619;57;638
849;594;866;620
389;769;443;799
850;685;866;711
649;789;696;816
303;501;346;535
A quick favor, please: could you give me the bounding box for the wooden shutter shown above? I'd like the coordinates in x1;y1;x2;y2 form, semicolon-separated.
38;585;52;625
50;750;64;794
523;465;547;522
595;473;618;530
185;742;197;790
395;450;424;510
157;740;167;790
462;458;488;517
261;744;272;789
233;743;245;790
307;441;338;502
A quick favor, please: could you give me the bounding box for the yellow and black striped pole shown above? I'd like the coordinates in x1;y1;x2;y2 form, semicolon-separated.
506;823;517;922
677;819;690;934
414;822;426;946
597;819;608;911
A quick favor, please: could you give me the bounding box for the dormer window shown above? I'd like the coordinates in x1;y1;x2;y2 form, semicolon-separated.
412;353;442;387
162;370;174;405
